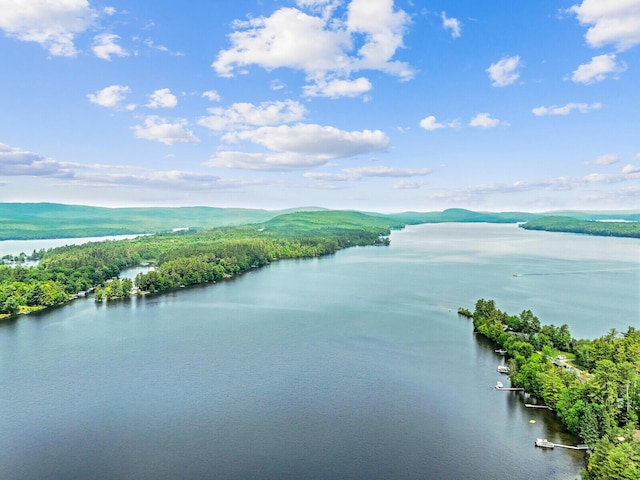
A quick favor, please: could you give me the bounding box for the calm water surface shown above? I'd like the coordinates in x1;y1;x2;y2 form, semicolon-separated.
0;234;144;257
0;224;638;479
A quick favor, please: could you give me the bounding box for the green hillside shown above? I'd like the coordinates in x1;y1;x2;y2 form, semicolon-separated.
0;203;296;240
260;210;404;236
2;203;639;241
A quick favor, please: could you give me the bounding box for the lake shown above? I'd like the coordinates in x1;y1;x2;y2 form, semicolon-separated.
0;234;144;258
0;224;638;479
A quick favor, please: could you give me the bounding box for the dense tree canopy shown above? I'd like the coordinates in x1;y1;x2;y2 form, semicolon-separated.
520;216;640;238
469;299;640;479
0;211;396;316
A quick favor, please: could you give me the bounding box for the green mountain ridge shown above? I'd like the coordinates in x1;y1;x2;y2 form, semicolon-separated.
0;203;638;241
0;203;319;240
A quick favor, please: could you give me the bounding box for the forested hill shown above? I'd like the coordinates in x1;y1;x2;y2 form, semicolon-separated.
259;210;406;236
0;203;323;240
1;203;639;240
387;208;539;224
1;204;538;240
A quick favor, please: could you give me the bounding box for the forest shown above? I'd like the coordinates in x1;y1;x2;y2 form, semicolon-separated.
0;211;397;316
468;299;640;479
520;216;640;238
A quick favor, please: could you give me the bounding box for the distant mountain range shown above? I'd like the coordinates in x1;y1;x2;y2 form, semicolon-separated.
0;203;638;240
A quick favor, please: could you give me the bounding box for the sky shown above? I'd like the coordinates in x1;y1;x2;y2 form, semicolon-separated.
0;0;639;212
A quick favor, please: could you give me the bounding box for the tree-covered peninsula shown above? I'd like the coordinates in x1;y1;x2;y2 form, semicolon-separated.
467;299;640;479
520;216;640;239
0;211;400;317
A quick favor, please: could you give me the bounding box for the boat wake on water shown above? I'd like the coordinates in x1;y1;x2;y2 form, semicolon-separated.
513;267;638;277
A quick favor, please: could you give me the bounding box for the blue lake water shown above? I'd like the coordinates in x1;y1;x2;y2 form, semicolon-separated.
0;224;638;479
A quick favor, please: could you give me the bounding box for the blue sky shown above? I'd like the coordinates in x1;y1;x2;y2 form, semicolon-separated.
0;0;639;212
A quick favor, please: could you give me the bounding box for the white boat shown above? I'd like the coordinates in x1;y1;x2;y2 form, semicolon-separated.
535;438;554;449
497;365;510;374
495;381;504;389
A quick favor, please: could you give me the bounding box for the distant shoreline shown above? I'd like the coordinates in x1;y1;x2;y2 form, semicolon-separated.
1;203;639;241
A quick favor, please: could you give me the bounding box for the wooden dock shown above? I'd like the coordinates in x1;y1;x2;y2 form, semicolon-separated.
525;403;552;410
554;443;589;450
535;438;588;450
495;385;524;391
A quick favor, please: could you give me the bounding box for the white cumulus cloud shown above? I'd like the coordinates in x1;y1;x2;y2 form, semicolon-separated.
146;88;178;109
303;77;372;98
0;142;72;177
87;84;132;109
441;12;462;38
532;102;602;116
585;153;619;166
212;0;414;98
207;151;334;171
202;90;221;102
199;100;306;132
469;113;503;128
92;32;128;60
213;8;351;77
571;54;626;84
0;142;267;193
0;0;96;56
296;0;341;17
206;123;389;171
224;124;388;158
345;0;413;77
419;116;445;131
569;0;640;51
419;115;459;131
486;55;522;87
132;116;199;145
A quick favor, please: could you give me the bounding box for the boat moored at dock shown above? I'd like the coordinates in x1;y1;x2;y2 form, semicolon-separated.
535;439;555;449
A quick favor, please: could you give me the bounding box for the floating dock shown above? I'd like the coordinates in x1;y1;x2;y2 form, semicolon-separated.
525;403;552;410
